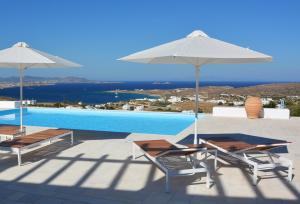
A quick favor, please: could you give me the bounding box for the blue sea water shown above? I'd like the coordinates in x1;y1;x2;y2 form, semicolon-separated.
0;81;272;104
0;108;195;135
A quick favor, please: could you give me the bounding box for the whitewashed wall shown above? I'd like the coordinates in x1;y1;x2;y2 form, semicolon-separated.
0;101;20;109
213;107;290;119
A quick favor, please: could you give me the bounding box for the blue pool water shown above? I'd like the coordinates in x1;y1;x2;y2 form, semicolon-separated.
0;108;195;135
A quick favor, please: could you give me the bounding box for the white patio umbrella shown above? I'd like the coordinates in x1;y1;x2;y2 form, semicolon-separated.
0;42;81;131
119;30;272;144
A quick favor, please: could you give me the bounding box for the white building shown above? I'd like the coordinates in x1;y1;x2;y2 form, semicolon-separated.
85;105;94;109
261;98;273;105
233;101;244;106
187;96;204;102
135;98;157;102
220;93;230;97
207;99;226;104
134;105;144;111
287;95;300;99
122;104;132;110
22;100;37;106
236;95;246;99
168;96;182;103
65;106;82;109
95;104;105;108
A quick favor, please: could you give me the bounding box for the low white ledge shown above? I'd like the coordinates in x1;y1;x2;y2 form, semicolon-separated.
213;107;247;118
0;101;20;109
213;106;290;120
262;108;290;119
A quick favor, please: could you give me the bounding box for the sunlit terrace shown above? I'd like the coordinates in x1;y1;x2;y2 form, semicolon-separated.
0;115;299;204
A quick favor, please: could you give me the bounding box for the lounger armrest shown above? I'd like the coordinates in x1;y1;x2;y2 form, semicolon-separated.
234;142;292;153
257;142;291;147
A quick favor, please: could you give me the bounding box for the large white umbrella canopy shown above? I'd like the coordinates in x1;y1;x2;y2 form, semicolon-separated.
0;42;81;131
119;30;272;144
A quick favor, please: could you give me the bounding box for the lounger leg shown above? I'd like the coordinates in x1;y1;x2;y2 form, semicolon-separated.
252;165;258;185
17;149;22;166
214;150;218;170
165;172;170;193
71;132;74;145
288;162;293;181
132;143;136;160
199;161;211;188
206;168;211;188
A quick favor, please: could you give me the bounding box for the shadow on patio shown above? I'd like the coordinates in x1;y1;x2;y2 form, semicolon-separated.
0;130;298;203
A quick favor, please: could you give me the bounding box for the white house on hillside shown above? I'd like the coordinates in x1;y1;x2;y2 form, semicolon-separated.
168;96;182;103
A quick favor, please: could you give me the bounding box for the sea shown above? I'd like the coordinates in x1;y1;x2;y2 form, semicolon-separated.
0;81;273;105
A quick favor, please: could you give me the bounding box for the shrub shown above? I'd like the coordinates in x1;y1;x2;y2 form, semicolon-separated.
227;102;234;106
288;104;300;117
263;101;276;108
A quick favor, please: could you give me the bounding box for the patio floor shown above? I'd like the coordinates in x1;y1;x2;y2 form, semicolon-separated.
0;115;299;204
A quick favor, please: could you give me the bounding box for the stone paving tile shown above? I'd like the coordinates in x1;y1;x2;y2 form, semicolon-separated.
33;196;65;204
190;195;225;204
0;188;15;200
280;200;300;204
166;192;192;204
104;189;147;203
5;191;28;201
15;193;44;203
0;201;31;204
54;191;132;204
142;192;172;204
5;183;56;197
57;201;89;204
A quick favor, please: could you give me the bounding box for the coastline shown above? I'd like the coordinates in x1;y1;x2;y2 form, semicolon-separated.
0;82;299;106
107;82;300;98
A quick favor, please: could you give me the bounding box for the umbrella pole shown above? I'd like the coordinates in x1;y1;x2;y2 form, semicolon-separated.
19;66;24;132
194;66;200;144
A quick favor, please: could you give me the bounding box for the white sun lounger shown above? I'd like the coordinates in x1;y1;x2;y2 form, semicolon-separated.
0;129;73;166
132;139;217;192
199;137;293;184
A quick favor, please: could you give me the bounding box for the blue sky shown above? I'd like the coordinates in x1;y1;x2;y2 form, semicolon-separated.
0;0;299;82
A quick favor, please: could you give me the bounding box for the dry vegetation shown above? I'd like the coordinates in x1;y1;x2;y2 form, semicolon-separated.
119;83;300;98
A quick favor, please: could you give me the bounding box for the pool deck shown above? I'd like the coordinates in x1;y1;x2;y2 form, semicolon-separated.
0;115;299;203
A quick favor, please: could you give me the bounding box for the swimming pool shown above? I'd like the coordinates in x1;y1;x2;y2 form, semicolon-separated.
0;108;195;135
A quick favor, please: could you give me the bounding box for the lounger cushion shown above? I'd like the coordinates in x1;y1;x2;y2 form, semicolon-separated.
0;125;22;135
134;140;208;157
205;137;256;152
0;129;71;148
202;137;290;152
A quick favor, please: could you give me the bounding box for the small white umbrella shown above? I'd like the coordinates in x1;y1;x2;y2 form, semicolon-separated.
0;42;81;131
119;30;272;144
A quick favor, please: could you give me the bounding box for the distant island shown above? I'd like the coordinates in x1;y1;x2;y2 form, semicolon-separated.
0;76;123;89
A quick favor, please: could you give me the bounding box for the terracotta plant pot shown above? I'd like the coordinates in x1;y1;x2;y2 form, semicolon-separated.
245;96;262;119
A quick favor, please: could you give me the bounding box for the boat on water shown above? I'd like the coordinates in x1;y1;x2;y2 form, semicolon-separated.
115;89;119;98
